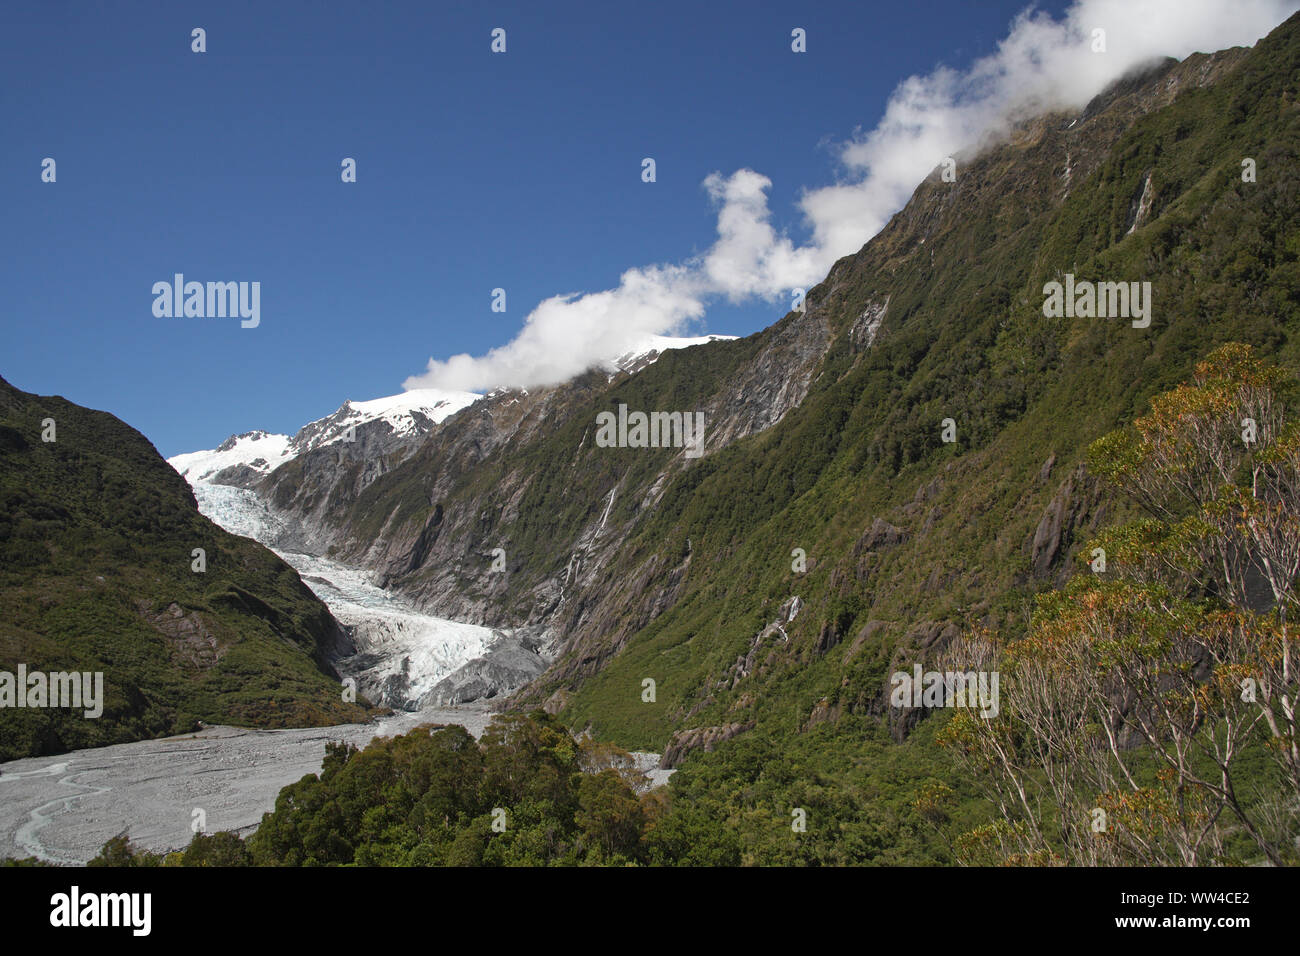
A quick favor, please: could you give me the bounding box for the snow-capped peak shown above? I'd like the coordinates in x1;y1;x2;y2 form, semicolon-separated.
169;430;295;486
287;388;481;455
169;389;482;487
610;334;736;375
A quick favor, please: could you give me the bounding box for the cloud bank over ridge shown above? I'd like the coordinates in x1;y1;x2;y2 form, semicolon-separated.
405;0;1298;394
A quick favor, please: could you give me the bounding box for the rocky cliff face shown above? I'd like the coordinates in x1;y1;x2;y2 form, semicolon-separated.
218;326;832;708
256;303;832;627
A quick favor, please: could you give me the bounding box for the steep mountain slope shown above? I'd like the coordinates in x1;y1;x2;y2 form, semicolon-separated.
173;337;743;558
44;15;1292;868
0;378;372;760
610;334;738;375
255;306;826;630
544;25;1299;757
252;14;1300;778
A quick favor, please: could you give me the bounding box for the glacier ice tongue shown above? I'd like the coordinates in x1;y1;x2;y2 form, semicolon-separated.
190;485;504;710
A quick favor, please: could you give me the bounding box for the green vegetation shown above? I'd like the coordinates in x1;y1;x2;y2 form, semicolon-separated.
131;14;1295;868
554;19;1299;750
320;17;1299;772
0;378;373;760
55;352;1300;872
940;345;1300;865
81;709;984;866
82;712;710;867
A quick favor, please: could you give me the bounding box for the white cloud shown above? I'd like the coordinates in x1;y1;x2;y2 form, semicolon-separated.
408;264;707;393
405;0;1298;393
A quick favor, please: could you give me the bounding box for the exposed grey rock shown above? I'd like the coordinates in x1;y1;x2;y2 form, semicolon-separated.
1027;463;1103;582
659;722;754;769
850;296;889;352
421;632;550;707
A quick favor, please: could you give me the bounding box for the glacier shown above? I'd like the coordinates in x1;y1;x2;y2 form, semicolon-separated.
193;484;506;710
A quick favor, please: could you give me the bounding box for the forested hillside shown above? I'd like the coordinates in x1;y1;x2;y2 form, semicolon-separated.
0;378;372;760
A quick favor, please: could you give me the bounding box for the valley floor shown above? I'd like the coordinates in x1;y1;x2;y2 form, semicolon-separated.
0;705;496;865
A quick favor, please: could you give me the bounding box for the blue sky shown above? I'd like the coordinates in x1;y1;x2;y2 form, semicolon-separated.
6;0;1248;459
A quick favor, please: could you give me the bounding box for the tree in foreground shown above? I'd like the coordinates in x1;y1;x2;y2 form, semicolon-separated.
939;343;1300;866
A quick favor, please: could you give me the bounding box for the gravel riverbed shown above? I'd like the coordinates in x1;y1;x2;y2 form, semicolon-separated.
0;704;496;864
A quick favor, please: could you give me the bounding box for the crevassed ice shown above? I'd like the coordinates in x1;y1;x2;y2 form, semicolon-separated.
191;484;499;706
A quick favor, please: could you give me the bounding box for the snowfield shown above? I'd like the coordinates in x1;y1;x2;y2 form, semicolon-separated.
301;388;481;446
169;430;294;484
